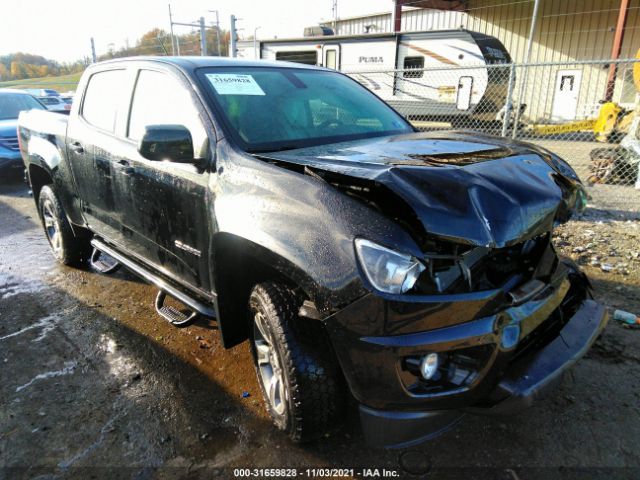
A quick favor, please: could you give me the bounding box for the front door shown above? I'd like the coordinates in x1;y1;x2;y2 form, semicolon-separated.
117;68;213;292
551;69;582;121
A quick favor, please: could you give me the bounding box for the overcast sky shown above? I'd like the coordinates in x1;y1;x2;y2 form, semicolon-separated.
1;0;395;63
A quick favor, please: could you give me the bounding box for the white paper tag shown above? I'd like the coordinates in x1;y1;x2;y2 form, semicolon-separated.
205;74;265;95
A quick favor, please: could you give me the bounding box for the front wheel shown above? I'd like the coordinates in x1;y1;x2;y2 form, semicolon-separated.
38;185;91;266
248;282;345;443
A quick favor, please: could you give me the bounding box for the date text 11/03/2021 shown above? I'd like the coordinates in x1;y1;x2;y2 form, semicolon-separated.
233;468;401;477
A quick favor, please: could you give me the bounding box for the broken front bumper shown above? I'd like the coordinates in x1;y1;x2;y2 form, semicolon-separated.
326;270;608;448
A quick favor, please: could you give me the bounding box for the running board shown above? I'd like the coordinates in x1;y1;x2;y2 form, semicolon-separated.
90;239;216;319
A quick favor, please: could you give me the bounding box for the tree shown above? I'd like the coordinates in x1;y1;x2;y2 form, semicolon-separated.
10;61;23;79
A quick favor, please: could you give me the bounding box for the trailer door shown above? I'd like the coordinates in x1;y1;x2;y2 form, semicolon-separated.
322;45;340;70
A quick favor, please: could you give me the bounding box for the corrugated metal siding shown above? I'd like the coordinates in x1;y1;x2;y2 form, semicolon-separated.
330;14;390;35
401;8;466;31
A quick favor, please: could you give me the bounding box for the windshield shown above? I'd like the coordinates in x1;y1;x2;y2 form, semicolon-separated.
198;67;413;152
0;92;44;120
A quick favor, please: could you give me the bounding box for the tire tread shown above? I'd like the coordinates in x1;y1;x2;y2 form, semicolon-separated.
249;282;344;443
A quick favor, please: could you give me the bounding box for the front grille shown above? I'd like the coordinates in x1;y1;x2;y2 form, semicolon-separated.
0;137;19;151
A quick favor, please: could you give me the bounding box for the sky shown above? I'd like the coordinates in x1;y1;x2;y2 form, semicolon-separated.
0;0;395;63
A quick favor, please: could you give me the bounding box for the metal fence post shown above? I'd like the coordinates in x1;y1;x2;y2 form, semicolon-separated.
501;63;517;137
511;63;527;140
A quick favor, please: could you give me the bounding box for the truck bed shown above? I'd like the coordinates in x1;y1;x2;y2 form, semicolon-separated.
18;109;69;140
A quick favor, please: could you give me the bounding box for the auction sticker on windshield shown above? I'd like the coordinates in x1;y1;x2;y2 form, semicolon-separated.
205;74;265;95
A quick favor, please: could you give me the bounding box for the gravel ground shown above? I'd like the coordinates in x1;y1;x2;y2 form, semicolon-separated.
1;180;639;480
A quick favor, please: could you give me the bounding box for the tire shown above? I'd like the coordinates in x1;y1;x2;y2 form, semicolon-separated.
38;185;91;266
248;282;344;443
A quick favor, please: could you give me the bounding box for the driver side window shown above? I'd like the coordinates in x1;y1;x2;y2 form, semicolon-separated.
128;69;208;158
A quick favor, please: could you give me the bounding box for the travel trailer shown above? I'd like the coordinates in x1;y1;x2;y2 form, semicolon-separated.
237;30;512;123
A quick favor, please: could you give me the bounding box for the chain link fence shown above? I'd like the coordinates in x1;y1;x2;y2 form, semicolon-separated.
346;58;640;215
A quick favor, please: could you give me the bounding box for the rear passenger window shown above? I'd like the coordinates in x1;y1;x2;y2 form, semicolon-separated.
82;69;126;132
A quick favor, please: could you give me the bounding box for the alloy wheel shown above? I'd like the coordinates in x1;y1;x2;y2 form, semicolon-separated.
253;311;287;416
42;200;62;257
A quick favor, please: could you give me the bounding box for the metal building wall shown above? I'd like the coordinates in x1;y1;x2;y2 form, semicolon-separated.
463;0;640;62
462;0;640;121
328;13;391;35
401;8;466;31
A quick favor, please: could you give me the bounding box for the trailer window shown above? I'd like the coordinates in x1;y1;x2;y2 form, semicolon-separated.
275;51;318;66
403;57;424;78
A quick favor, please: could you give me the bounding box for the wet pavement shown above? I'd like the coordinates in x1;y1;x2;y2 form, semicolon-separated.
1;181;639;480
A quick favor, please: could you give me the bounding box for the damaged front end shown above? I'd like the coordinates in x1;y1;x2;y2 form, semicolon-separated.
257;131;607;448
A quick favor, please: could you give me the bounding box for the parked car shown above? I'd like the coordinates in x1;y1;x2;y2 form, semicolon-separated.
24;88;60;97
35;95;71;113
18;57;608;448
0;88;45;177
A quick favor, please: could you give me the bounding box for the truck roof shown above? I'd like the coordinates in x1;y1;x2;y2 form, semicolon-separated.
92;56;324;72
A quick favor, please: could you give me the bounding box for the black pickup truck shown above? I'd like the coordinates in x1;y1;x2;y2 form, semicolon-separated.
18;57;608;448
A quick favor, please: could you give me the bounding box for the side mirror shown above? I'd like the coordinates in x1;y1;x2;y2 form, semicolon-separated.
138;125;195;163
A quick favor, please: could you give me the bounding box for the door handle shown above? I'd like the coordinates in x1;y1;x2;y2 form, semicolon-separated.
69;142;84;154
115;159;134;175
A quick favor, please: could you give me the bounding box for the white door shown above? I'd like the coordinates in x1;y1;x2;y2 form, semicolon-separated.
551;69;582;121
322;45;340;70
457;76;473;110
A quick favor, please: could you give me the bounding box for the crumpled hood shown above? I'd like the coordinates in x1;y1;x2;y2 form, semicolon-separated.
259;131;585;248
0;119;18;139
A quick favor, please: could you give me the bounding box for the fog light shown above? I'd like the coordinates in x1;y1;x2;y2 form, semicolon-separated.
420;353;439;380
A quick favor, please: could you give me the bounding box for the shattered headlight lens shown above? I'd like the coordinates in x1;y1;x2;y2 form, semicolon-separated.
355;239;425;294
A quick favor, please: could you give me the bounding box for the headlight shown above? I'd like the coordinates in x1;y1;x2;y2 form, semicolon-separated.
354;239;425;294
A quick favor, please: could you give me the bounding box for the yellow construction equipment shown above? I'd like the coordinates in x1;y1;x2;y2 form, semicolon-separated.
527;101;633;142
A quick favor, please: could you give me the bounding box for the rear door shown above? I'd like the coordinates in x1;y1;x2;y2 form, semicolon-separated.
66;68;129;240
117;67;213;292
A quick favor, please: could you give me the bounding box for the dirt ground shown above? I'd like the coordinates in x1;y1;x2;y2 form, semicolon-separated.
1;180;639;480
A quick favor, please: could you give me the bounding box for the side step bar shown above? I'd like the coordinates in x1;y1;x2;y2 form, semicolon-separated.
90;247;121;274
155;291;199;327
90;239;216;319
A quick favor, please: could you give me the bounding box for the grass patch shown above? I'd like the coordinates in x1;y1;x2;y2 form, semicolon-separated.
0;72;83;92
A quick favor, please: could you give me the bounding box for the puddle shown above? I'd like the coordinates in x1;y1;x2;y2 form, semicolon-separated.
0;273;46;299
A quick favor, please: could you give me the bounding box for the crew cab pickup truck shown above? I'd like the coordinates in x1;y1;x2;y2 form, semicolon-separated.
18;57;608;448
